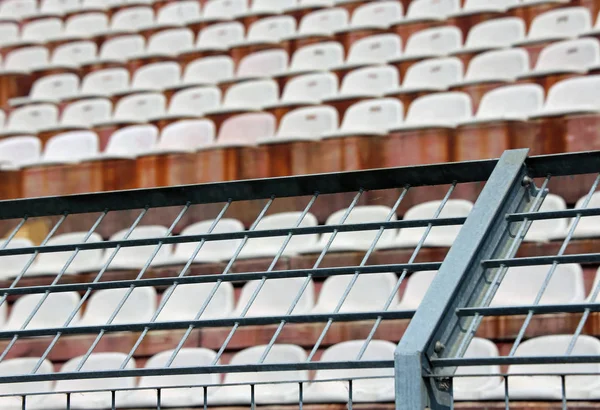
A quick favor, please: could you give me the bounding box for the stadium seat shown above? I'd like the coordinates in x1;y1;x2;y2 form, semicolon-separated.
63;12;110;38
57;98;113;128
0;238;36;280
204;79;279;117
97;124;158;158
5;291;81;330
304;340;395;403
234;49;289;81
0;0;37;20
213;112;277;146
166;219;244;264
162;86;221;119
523;193;568;242
482;335;600;400
453;337;502;401
491;263;585;306
0;104;59;137
245;15;297;44
4;46;50;72
144;27;195;57
395;200;473;247
293;7;349;37
537;75;600;117
244;0;297;15
347;0;404;30
97;34;146;63
210;344;308;405
129;61;181;92
396;270;436;309
270;104;339;140
284;41;345;75
518;7;592;45
49;40;98;68
304;206;397;253
100;225;172;270
0;22;19;47
467;83;545;122
20;18;63;43
239;212;319;259
105;92;167;124
233;277;315;317
203;0;248;21
110;6;155;33
270;72;339;107
153;119;215;152
37;130;99;164
192;21;245;52
156;1;202;26
460;48;531;84
390;0;460;45
25;232;104;276
0;358;54;410
399;91;472;128
566;191;600;239
79;68;131;97
42;353;136;409
156;282;235;322
124;348;220;408
75;286;157;326
312;272;399;313
448;0;519;38
22;73;80;104
179;55;236;86
0;135;41;167
40;0;80;15
333;33;402;73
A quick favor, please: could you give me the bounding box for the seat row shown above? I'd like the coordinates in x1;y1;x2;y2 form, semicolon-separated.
1;335;599;408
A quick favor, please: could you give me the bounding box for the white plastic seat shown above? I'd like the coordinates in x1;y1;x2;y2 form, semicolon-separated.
523;193;568;242
491;263;585;306
101;225;172;270
534;75;600;117
97;124;158;160
215;112;276;146
398;92;472;128
286;41;345;74
482;335;600;400
276;72;338;106
165;87;221;118
4;46;49;72
400;26;462;59
156;282;234;322
58;98;113;128
565;191;600;238
396;57;463;92
0;0;37;20
195;21;245;51
403;0;460;21
26;232;103;276
0;358;54;410
323;98;403;138
467;84;545;122
98;34;146;63
307;206;397;253
130;61;181;92
239;212;319;258
43;353;136;409
0;136;40;167
234;277;315;317
49;40;98;68
453;338;502;401
27;73;79;103
395;200;473;247
294;7;349;37
182;56;235;86
336;33;402;69
168;219;244;264
156;1;202;25
124;349;220;408
331;65;400;99
21;18;63;43
64;12;110;38
518;7;592;44
304;340;395;403
40;0;80;15
266;105;338;143
149;119;215;154
39;131;99;164
452;0;518;16
0;238;36;279
0;22;19;47
145;28;195;57
346;1;403;30
1;104;59;136
110;6;155;32
246;0;297;14
313;272;399;313
206;79;279;114
396;270;436;309
211;345;308;405
203;0;248;20
245;15;297;44
236;49;289;80
529;38;600;75
109;92;167;123
5;291;81;330
75;286;157;326
460;17;526;52
80;67;130;97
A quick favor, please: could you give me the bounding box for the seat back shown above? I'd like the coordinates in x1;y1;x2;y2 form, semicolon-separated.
111;6;155;31
4;46;49;71
6;292;81;330
235;278;315;316
183;55;235;84
197;21;245;48
477;84;544;120
403;57;463;88
43;131;99;162
277;106;338;139
203;0;248;19
237;49;289;78
132;61;181;90
544;75;600;112
463;0;517;11
465;17;525;49
298;8;349;35
406;0;460;19
222;79;279;108
174;219;245;262
33;232;104;273
0;359;53;396
247;15;296;42
29;73;79;101
156;0;202;25
524;193;568;242
40;0;80;14
405;92;472;125
399;270;436;309
81;68;130;95
405;26;462;56
528;7;592;39
0;238;36;277
139;349;220;388
281;72;338;102
157;283;234;321
147;28;195;56
158;120;215;151
454;338;502;395
535;38;600;71
218;112;276;145
251;0;296;12
105;225;172;268
51;40;98;67
78;287;157;325
22;18;63;42
169;86;221;116
114;93;167;121
351;1;403;28
346;33;402;64
290;41;344;71
104;124;159;156
0;0;37;19
61;98;113;127
340;65;399;95
56;353;136;392
7;104;58;132
466;48;530;82
99;34;146;61
340;98;403;132
0;22;19;47
64;12;109;37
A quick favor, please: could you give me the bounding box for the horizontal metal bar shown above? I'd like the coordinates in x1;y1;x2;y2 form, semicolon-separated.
0;262;441;296
456;302;600;317
432;355;600;367
0;310;414;339
507;207;600;222
0;218;466;257
526;151;600;178
482;253;600;268
0;159;500;219
0;360;395;384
